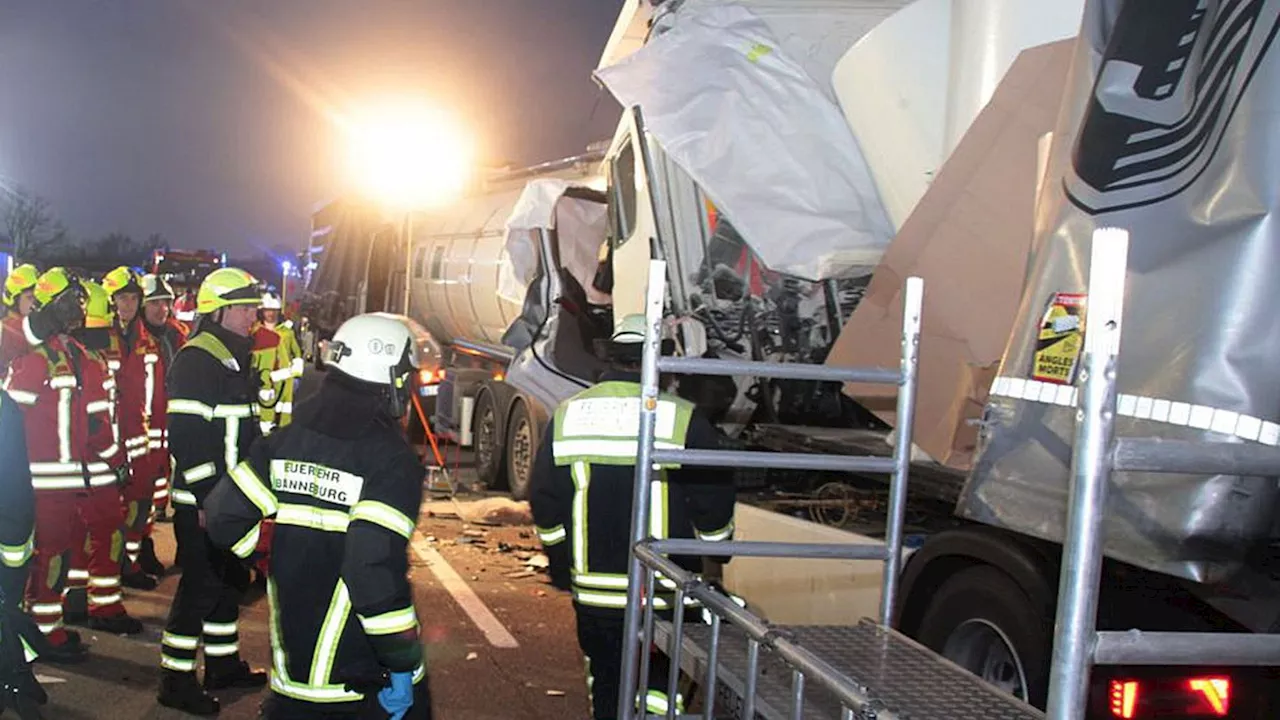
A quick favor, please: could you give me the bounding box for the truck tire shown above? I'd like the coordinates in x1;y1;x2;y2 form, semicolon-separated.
505;401;537;501
473;390;506;491
913;565;1049;708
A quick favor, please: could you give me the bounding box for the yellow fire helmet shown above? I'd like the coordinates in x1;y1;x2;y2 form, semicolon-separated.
196;267;262;315
3;263;39;307
34;267;79;307
103;265;142;298
82;280;113;329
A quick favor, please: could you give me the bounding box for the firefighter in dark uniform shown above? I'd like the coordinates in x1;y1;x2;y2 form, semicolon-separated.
204;312;432;720
158;268;268;714
0;389;47;720
530;314;737;719
0;290;96;717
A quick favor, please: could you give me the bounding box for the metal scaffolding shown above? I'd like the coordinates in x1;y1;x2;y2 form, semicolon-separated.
619;232;1280;719
614;259;1025;719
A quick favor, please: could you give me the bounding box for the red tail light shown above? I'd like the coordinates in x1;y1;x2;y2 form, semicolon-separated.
1187;677;1230;716
1110;680;1139;719
1107;675;1231;718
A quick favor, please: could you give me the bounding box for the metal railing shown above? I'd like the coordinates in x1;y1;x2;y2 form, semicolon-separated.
617;259;924;720
1044;229;1280;718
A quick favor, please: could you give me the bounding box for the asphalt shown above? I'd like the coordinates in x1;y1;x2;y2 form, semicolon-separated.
21;371;592;720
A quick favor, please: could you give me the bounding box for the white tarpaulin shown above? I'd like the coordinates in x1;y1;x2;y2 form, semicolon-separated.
595;2;894;282
498;178;609;306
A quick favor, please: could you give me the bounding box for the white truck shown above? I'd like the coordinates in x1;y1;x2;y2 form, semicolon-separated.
303;0;1280;714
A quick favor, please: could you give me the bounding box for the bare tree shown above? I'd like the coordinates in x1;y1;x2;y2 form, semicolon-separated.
4;187;59;260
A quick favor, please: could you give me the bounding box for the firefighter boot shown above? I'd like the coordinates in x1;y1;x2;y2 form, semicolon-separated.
203;660;267;690
62;589;88;627
87;613;143;636
138;537;166;577
158;671;220;716
36;631;88;665
121;568;158;591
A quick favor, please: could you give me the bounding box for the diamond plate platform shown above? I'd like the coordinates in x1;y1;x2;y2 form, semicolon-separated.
653;618;1045;720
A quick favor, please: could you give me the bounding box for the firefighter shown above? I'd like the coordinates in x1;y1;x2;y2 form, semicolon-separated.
173;287;197;324
158;267;267;714
530;314;737;720
102;266;168;588
60;278;147;630
204;312;432;720
140;273;187;529
0;389;48;719
4;269;140;656
250;307;284;435
1;264;40;374
259;292;302;429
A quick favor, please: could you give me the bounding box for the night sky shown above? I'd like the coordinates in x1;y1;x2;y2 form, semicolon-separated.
0;1;623;256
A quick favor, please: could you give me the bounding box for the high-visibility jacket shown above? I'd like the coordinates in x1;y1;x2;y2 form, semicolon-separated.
140;319;182;473
205;375;426;705
530;378;736;614
166;323;260;510
251;324;285;430
0;389;39;665
275;320;304;382
108;321;166;473
266;321;303;428
0;314;34;377
97;328;143;473
0;389;35;574
3;335;126;491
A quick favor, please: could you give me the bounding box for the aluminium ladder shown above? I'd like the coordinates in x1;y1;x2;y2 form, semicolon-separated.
618;259;1042;720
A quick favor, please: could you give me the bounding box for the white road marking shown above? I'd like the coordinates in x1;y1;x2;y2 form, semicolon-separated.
411;530;519;649
34;674;66;684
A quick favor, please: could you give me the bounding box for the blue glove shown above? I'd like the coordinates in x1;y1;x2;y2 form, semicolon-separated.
377;671;414;720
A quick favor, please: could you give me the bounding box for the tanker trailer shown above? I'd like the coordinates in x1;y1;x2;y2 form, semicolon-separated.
406;157;610;499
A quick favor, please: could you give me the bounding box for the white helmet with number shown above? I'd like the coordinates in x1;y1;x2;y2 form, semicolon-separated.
327;313;422;385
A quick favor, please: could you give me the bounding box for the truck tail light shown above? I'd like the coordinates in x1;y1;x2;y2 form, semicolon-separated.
418;368;446;385
1107;675;1231;718
1111;680;1139;718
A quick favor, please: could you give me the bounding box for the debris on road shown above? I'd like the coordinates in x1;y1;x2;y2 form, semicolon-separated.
426;497;533;526
466;651;479;661
546;690;566;697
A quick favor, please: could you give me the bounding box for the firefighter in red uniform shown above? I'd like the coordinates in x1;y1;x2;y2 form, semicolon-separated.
102;266;169;589
4;269;141;656
138;273;184;564
66;279;149;634
1;264;40;375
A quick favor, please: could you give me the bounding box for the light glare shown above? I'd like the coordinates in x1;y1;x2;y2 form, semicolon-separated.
345;99;473;209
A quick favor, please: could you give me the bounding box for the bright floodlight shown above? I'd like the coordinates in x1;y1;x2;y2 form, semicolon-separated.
345;99;473;209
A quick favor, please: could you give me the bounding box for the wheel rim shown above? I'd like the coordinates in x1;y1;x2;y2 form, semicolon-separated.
941;619;1029;700
476;405;496;475
510;417;533;488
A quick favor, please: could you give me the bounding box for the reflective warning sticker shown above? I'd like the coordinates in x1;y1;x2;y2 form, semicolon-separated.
1032;292;1086;385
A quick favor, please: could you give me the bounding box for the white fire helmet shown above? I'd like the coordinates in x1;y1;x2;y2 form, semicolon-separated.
325;313;422;387
261;292;283;310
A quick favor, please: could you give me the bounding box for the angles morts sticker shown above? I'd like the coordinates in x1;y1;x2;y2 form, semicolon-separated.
1033;293;1086;385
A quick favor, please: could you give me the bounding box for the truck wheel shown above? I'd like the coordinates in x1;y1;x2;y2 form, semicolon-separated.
473;391;506;490
913;565;1048;708
505;402;537;501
